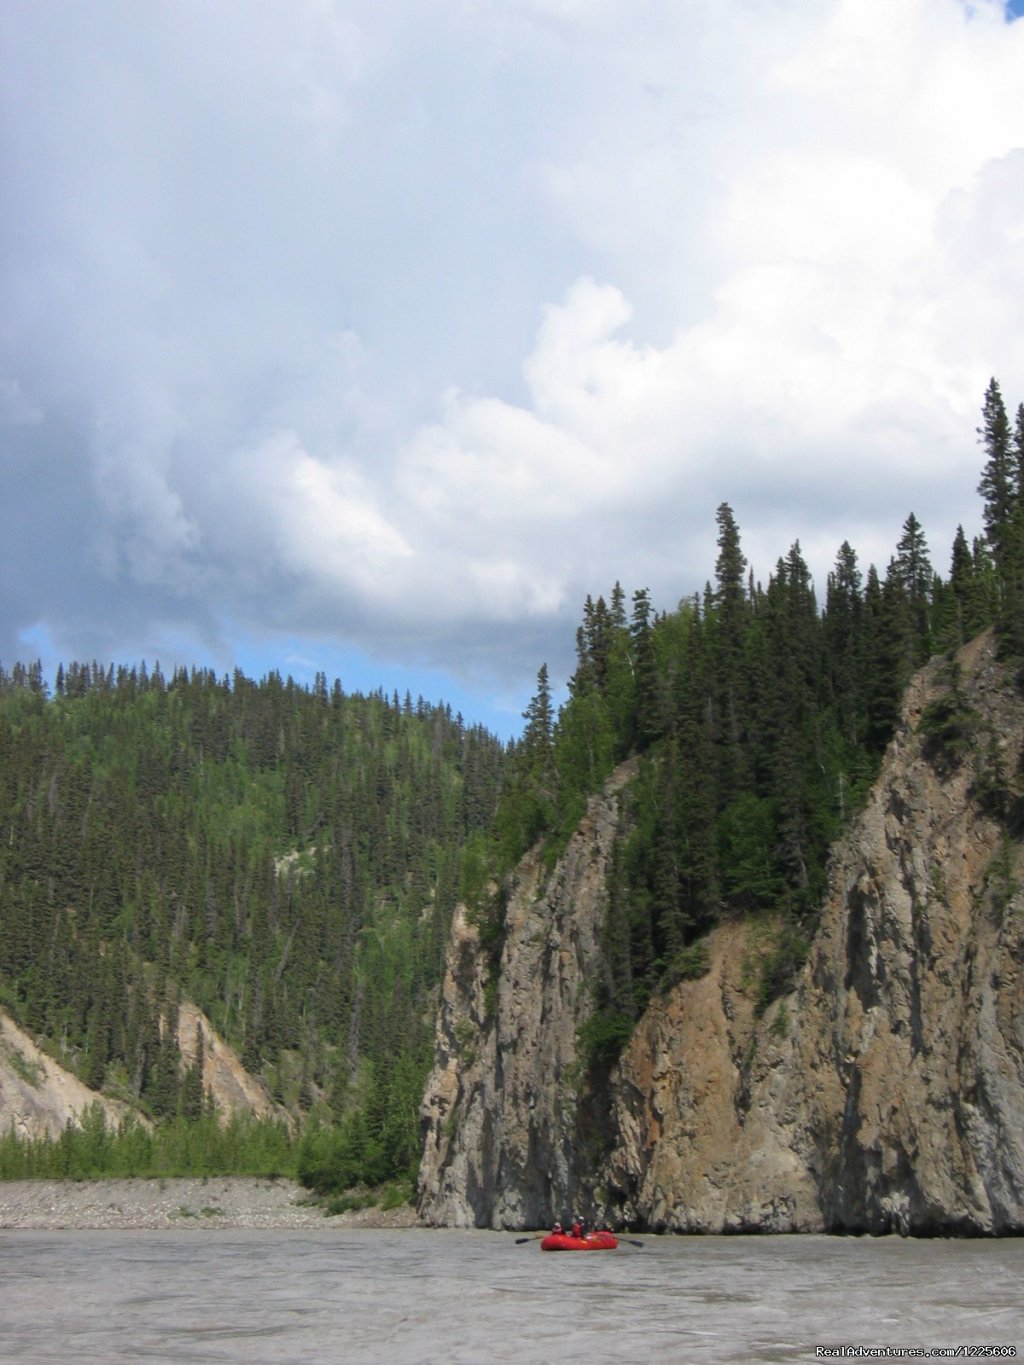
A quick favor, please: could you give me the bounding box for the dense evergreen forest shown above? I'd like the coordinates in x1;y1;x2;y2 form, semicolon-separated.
0;666;503;1188
493;377;1024;1065
1;378;1022;1190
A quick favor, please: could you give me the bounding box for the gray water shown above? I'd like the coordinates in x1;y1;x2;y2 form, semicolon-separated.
1;1229;1022;1364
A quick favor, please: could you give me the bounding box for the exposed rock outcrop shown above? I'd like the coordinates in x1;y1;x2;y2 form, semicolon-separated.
418;759;637;1227
418;632;1024;1234
0;1009;135;1139
0;999;280;1138
175;1001;280;1123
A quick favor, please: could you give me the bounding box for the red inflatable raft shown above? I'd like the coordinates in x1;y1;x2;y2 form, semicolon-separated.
540;1230;618;1251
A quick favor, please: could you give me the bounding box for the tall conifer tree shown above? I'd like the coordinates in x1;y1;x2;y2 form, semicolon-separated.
712;502;749;803
978;377;1014;572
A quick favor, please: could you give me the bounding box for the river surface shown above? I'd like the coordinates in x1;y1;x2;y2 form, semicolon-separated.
1;1229;1022;1364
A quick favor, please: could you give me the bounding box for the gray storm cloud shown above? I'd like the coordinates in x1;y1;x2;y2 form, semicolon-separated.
2;0;1024;730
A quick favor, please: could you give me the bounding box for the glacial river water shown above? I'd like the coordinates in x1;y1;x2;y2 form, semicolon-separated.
1;1228;1022;1364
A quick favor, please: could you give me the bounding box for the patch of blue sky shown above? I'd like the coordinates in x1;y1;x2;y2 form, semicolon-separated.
14;619;525;743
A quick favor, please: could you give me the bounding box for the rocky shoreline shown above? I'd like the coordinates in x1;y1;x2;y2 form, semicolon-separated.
0;1177;419;1231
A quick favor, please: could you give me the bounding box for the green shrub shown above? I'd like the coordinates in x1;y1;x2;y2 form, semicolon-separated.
576;1008;634;1073
755;925;809;1015
664;938;711;987
918;694;975;773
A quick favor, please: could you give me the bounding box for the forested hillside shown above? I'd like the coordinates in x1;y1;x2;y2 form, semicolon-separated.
493;378;1024;1064
2;378;1022;1196
0;667;503;1186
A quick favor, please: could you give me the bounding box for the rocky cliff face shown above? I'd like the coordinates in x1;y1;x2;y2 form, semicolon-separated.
417;632;1024;1234
418;759;637;1227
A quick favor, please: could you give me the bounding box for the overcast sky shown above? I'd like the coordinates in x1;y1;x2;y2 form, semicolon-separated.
3;0;1024;738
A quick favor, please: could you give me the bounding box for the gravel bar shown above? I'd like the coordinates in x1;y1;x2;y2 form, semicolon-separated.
0;1177;418;1230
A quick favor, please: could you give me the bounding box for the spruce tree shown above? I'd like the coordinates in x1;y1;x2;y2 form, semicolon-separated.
893;511;933;664
824;540;865;746
711;502;749;803
523;663;553;757
978;377;1015;573
630;589;663;749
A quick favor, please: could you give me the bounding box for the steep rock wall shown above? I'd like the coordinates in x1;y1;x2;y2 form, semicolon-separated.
419;632;1024;1234
601;631;1024;1234
417;760;637;1227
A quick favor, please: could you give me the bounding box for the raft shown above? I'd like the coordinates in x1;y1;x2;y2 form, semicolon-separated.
540;1230;618;1251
